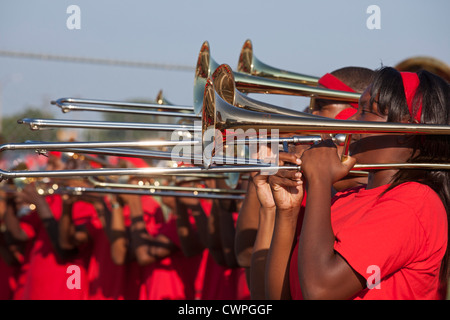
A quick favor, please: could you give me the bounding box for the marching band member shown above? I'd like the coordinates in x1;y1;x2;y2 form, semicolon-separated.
237;66;375;299
263;67;449;299
17;152;95;300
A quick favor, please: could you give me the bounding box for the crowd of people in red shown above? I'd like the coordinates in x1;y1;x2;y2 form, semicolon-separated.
1;65;449;300
0;153;250;300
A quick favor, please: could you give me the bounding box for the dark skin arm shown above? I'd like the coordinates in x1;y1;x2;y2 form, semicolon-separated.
207;199;227;266
59;194;90;251
257;152;302;300
0;191;20;266
235;175;260;269
165;193;205;257
185;199;209;250
249;174;275;300
295;140;365;300
17;183;76;260
214;177;241;268
79;193;131;266
128;194;177;266
0;231;19;266
217;202;240;268
3;193;29;242
105;195;130;265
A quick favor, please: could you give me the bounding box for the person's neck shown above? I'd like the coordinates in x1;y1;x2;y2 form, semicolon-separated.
366;169;398;189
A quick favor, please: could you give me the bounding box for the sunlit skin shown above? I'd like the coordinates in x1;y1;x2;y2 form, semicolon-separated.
348;87;414;189
237;97;367;299
310;98;368;192
259;85;417;299
311;99;351;120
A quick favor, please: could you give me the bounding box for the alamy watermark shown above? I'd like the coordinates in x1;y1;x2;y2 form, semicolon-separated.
170;121;280;175
366;265;381;289
66;5;81;30
66;264;81;290
366;5;381;30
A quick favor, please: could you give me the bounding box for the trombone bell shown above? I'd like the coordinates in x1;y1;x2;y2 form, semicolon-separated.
237;39;320;86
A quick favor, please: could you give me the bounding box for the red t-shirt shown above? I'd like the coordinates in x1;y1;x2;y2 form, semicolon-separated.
22;195;95;300
198;251;250;300
125;195;170;300
155;214;204;300
197;207;250;300
12;210;41;300
290;182;448;300
86;211;128;300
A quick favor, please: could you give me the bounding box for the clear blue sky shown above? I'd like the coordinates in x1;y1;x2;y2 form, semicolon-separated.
0;0;449;123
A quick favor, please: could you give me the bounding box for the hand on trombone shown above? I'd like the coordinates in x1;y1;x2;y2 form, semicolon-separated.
252;146;303;212
300;138;356;190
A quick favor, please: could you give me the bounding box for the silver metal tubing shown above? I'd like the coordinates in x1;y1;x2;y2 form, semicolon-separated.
193;41;360;114
87;177;246;194
0;134;345;153
0;165;300;181
52;98;195;112
47;146;268;166
55;102;201;119
234;134;346;146
0;140;199;152
205;73;450;136
60;186;245;200
18;118;197;132
1;162;447;183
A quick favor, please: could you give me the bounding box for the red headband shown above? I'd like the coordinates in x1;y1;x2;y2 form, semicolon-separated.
400;72;422;123
334;107;357;120
318;73;359;109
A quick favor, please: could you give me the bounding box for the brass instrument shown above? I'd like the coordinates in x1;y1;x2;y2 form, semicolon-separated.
21;41;360;134
55;186;245;200
51;97;194;112
2;42;450;186
5;177;246;200
212;63;318;118
193;41;360;115
3;69;450;181
87;176;245;195
201;65;450;167
237;39;319;85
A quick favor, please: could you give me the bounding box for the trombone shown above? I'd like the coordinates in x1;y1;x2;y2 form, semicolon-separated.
193;41;360;114
18;118;197;132
22;41;359;133
14;63;358;162
86;176;246;195
4;67;450;182
52;185;246;200
48;40;356;125
237;39;319;85
4;176;247;200
200;66;450;168
52;90;200;120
